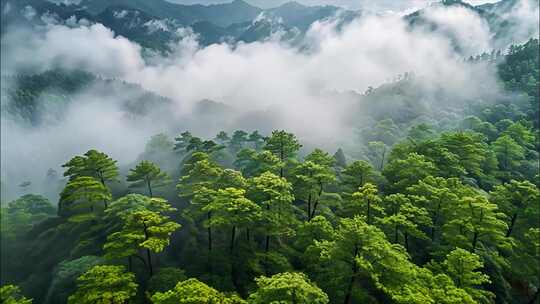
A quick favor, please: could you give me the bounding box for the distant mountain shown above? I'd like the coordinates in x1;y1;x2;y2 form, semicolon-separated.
406;0;539;50
1;0;533;52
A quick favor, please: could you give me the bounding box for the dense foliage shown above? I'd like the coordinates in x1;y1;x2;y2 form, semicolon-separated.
0;40;538;304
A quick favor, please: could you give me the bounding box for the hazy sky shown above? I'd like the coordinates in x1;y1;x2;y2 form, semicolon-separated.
167;0;500;11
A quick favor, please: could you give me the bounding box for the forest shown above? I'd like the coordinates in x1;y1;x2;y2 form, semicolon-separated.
0;36;538;304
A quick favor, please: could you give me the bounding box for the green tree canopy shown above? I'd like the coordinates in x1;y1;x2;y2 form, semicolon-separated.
248;272;329;304
68;265;137;304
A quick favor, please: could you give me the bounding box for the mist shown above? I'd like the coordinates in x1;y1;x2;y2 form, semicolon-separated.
1;0;537;201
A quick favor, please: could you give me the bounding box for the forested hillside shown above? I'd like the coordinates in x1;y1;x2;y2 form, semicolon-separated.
1;38;538;304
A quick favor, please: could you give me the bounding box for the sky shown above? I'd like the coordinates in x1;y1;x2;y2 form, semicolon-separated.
167;0;501;11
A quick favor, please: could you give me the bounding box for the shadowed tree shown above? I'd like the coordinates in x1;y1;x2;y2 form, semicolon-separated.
58;176;112;220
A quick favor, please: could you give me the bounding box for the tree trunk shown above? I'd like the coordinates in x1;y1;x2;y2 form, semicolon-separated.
147;178;153;197
404;232;409;252
246;228;250;242
344;245;359;304
394;225;399;243
506;213;517;237
128;256;133;272
207;212;213;252
310;182;324;220
143;223;154;276
472;231;479;252
146;248;153;277
265;235;270;252
230;226;236;253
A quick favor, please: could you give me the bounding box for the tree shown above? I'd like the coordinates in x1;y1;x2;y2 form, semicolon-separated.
62;150;119;186
380;194;431;251
317;216;425;304
367;141;388;171
215;131;231;144
406;176;474;243
203;188;261;253
127;160;171;197
264;130;302;177
230;130;249;152
248;172;295;253
248;131;265;150
235;149;282;178
0;285;32;304
383;153;437;192
438;132;490;177
341;160;377;193
150;278;244;304
248;272;329;304
333;148;347;168
7;194;55;215
492;135;525;178
68;265;137;304
58;176;112;220
104;196;180;276
293;150;336;220
342;183;383;225
490;180;539;238
174;131;194;153
444;196;508;252
442;248;493;303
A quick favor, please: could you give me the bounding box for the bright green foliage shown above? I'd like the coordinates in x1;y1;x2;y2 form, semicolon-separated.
442;248;493;303
235;149;282;177
127;160;171;197
444;196;508;251
492;134;525;174
293;153;336;220
490;180;539;238
407;176;475;242
68;265;137;304
295;215;334;250
343;183;383;224
383;153;437;192
501;121;535;149
178;152;223;197
263;130;302;177
408;123;435;142
438;132;489;177
316;216;438;303
249;172;295;248
104;196;180;275
0;285;33;304
380;194;431;250
203;187;261;251
150;278;244;304
110;205;180;253
248;272;329;304
58;176;112;220
341;160;377;192
62;149;119;185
